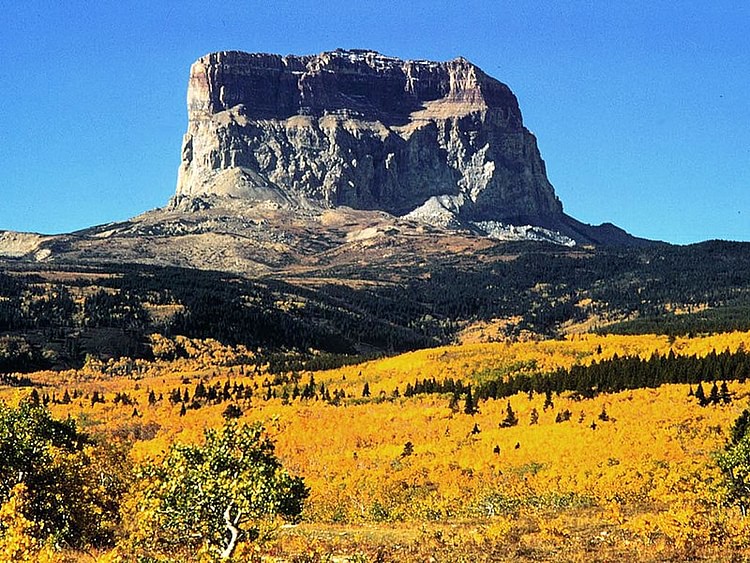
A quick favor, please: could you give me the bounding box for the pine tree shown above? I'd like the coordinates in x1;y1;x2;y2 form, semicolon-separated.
709;381;720;405
362;382;370;397
695;381;708;407
543;388;554;411
555;409;572;423
401;441;414;457
169;388;182;404
529;407;539;425
598;406;610;422
500;401;518;427
721;381;732;404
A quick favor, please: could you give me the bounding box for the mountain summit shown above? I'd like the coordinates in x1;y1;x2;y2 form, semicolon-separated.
0;50;651;273
174;49;561;226
170;49;644;246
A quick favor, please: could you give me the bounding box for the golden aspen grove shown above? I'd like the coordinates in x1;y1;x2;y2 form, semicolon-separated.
3;331;750;561
3;5;750;561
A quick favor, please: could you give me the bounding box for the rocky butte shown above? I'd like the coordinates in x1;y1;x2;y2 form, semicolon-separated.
172;49;642;246
0;49;650;273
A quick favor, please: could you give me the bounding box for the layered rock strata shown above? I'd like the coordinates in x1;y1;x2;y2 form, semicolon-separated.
174;49;564;227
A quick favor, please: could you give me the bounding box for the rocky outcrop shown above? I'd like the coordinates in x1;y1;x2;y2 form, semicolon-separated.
0;49;655;275
174;49;564;227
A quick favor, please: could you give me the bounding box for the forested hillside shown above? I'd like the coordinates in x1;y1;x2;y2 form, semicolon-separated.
4;331;750;560
1;240;750;373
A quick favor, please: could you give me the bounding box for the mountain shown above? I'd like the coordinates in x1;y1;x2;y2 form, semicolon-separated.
174;50;561;222
0;49;651;274
3;50;750;375
171;49;646;245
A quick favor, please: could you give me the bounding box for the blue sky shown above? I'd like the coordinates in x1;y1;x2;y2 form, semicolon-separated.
0;1;748;244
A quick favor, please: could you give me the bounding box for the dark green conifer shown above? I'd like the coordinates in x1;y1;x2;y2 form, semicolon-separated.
401;441;414;457
710;381;720;405
543;388;554;411
529;407;539;425
500;401;518;427
721;381;732;404
695;381;708;406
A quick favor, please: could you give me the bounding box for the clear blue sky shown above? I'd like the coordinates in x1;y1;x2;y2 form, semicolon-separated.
1;1;748;244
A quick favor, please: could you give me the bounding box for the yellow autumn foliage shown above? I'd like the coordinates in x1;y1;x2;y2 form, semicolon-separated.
4;330;750;560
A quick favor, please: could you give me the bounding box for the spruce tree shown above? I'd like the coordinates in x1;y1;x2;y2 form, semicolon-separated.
529;407;539;425
721;381;732;404
401;441;414;457
709;381;720;405
695;381;708;406
543;388;554;411
500;401;518;427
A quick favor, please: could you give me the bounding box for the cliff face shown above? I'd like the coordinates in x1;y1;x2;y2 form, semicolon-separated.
175;50;563;225
0;50;655;274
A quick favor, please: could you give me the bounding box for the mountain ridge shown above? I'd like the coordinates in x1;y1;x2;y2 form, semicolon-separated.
0;49;656;273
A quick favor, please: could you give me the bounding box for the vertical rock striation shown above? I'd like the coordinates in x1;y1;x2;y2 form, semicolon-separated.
174;49;564;227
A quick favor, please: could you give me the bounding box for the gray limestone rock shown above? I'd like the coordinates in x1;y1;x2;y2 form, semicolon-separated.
174;50;563;226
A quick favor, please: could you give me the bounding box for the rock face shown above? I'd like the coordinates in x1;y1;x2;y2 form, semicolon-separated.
174;49;564;227
0;49;655;274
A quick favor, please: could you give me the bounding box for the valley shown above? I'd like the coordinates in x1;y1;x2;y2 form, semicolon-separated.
1;47;749;562
3;331;750;560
